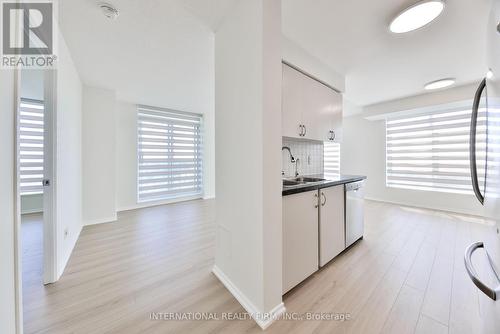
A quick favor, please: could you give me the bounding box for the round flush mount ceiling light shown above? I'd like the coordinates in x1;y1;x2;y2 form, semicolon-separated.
424;78;455;90
389;0;445;34
99;2;119;20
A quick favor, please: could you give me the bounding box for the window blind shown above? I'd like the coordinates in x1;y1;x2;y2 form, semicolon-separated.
324;142;340;178
386;107;488;195
137;106;203;202
19;99;44;195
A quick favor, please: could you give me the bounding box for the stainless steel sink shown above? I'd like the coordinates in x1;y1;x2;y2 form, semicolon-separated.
294;177;325;183
282;176;326;187
283;179;301;187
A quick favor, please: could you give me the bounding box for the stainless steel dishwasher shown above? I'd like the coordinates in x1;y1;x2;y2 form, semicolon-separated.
345;180;365;248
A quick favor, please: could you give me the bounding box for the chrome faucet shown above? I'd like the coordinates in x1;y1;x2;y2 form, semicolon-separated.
281;146;296;163
282;146;299;177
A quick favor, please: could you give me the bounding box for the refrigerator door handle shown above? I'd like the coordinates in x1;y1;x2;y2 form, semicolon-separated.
464;242;500;301
470;78;487;205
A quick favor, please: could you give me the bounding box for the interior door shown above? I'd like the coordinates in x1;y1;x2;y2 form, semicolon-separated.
42;70;57;284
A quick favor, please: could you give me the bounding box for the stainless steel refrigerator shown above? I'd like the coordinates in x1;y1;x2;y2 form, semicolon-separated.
466;1;500;332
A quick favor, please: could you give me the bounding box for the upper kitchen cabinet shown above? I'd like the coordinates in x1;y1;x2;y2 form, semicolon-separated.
282;63;343;142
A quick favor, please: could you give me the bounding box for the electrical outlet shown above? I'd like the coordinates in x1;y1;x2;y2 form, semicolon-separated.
64;228;68;238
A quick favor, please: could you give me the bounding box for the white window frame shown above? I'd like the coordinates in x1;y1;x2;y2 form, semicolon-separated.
385;102;488;195
324;141;341;178
18;98;44;196
136;105;203;203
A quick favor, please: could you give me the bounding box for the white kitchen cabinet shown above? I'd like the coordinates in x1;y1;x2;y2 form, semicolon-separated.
313;79;343;143
282;63;343;142
282;63;306;138
282;190;319;294
319;185;345;267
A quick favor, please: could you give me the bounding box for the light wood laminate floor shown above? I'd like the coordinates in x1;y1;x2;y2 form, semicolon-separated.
22;199;491;334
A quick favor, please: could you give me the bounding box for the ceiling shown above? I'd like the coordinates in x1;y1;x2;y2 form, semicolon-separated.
179;0;239;31
59;0;492;109
282;0;492;106
59;0;215;114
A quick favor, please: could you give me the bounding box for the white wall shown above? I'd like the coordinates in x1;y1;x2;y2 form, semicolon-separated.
261;0;283;313
341;85;485;217
115;102;138;211
82;86;117;225
0;70;18;334
202;91;216;199
214;0;283;328
55;32;83;278
21;195;43;214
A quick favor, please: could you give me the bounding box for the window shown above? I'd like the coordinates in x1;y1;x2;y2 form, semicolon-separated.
324;142;340;178
137;106;203;202
386;106;487;195
19;99;44;195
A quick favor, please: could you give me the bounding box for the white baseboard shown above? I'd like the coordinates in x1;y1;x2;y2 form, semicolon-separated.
83;215;117;226
212;265;286;330
364;197;485;219
117;195;203;213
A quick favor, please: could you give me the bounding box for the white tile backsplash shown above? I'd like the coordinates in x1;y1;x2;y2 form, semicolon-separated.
282;137;323;177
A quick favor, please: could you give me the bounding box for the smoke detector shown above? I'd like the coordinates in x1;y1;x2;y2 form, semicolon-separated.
99;2;119;20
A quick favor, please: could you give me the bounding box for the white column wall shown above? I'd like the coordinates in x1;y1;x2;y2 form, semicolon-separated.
82;86;117;225
214;0;283;328
55;32;83;277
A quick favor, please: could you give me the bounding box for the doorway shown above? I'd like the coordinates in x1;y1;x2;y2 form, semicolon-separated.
17;69;57;301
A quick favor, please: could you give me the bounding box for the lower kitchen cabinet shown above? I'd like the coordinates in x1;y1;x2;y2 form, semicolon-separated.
319;185;345;267
282;190;319;294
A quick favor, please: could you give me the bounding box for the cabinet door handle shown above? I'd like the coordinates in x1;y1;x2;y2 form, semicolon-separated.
299;124;304;136
303;125;307;137
314;193;319;208
321;192;326;206
328;130;336;141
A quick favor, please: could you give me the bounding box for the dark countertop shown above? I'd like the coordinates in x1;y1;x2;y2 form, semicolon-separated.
282;174;367;196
